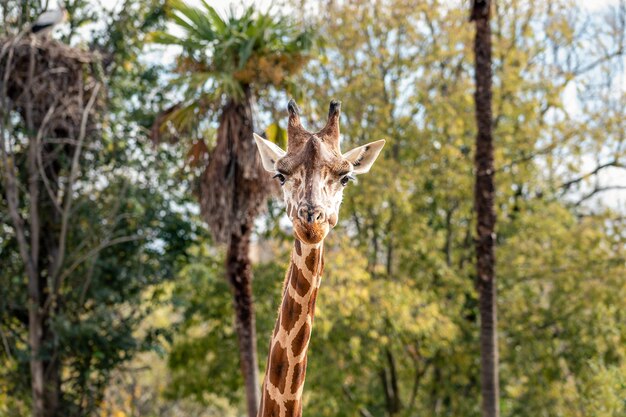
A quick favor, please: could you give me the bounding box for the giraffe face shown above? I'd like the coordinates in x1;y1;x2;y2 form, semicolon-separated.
254;101;385;245
274;136;351;244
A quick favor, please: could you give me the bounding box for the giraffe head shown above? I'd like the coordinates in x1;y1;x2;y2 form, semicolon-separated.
255;100;385;245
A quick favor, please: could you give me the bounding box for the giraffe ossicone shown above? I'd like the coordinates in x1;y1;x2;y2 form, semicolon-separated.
254;99;384;417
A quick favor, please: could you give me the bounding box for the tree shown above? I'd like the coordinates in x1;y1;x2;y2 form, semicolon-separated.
153;2;626;415
0;1;200;416
2;1;624;416
150;2;316;415
0;34;105;417
470;1;499;417
295;1;622;415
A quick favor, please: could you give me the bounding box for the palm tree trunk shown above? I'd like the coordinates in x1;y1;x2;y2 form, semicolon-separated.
471;2;499;417
199;83;272;417
227;223;260;417
201;91;268;417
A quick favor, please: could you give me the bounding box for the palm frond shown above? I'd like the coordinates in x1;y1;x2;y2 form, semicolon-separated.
168;0;217;41
200;0;227;35
151;0;319;143
167;101;198;133
163;1;317;85
147;30;201;50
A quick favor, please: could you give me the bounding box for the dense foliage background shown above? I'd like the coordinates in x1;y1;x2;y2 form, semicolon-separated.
1;1;624;417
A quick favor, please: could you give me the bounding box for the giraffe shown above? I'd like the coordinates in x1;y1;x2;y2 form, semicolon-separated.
253;99;385;417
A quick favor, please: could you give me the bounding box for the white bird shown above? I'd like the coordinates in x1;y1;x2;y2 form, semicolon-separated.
30;8;68;35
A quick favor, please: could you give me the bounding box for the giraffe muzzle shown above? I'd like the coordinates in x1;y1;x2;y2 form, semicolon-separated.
297;204;326;224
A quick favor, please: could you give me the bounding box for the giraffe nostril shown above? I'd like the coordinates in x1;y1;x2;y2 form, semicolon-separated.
297;206;308;221
311;207;326;224
298;205;326;224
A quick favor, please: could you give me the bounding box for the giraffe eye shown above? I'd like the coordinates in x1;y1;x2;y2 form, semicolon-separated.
340;175;355;186
273;173;286;185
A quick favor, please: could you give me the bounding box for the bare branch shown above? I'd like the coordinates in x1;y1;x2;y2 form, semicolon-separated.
497;139;563;173
573;185;626;206
55;234;144;294
0;44;37;285
35;121;64;213
43;137;101;149
0;326;12;359
407;359;430;414
79;181;130;307
560;159;625;190
51;82;101;296
568;48;624;77
29;102;60;270
342;384;375;417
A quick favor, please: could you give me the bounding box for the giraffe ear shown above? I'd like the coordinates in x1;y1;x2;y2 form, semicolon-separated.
342;139;385;174
254;133;286;172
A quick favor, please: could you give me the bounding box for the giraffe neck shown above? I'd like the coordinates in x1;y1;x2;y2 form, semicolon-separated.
258;239;324;417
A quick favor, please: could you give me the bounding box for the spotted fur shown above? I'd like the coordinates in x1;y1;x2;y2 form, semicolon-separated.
259;242;323;417
255;100;384;417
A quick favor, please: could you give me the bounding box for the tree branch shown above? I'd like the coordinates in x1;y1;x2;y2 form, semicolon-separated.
342;384;375;417
0;148;27;255
0;50;37;286
51;82;101;298
79;180;130;307
573;185;626;206
55;234;144;293
560;159;625;191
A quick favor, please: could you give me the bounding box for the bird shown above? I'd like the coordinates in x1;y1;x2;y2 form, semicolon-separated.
30;7;68;36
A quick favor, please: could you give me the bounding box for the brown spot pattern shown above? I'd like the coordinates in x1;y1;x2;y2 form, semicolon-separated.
291;321;311;357
284;399;301;417
290;356;307;394
260;100;356;417
269;343;288;394
280;292;302;331
307;288;318;319
260;230;326;417
305;248;318;272
290;266;310;297
264;394;281;417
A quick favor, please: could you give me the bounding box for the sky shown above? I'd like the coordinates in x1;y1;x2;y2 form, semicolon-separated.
167;0;626;210
50;0;625;210
207;0;622;13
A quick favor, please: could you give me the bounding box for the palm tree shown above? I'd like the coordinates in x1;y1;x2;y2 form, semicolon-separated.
151;2;315;416
470;1;499;417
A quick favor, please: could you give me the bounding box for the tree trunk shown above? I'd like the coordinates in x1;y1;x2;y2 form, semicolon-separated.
42;352;60;417
199;87;271;417
199;92;266;417
28;300;44;417
27;150;45;417
471;2;499;417
227;224;260;417
39;141;64;417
